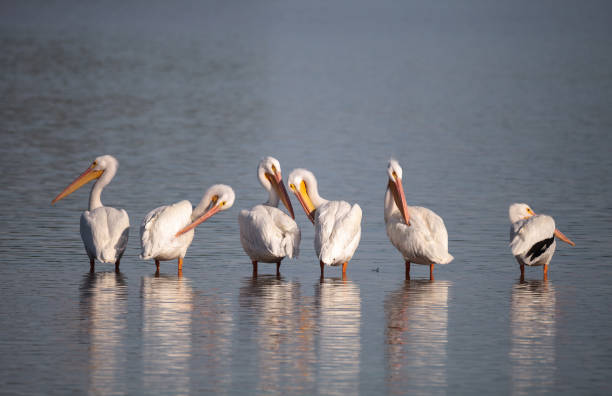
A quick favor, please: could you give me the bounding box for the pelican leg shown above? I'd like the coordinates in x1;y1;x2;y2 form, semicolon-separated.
320;260;325;278
342;262;348;275
252;261;258;277
543;264;548;281
155;260;160;276
115;259;120;273
276;262;281;276
89;258;95;273
178;257;183;276
429;263;435;281
405;261;410;280
520;264;525;282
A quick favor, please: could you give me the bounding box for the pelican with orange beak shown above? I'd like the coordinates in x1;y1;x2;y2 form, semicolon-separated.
140;184;234;275
239;157;300;276
385;159;453;280
52;155;130;272
288;168;362;278
509;203;575;280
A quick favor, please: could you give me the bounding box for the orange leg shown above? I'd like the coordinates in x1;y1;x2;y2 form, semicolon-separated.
89;258;95;273
543;264;548;281
405;261;410;280
276;262;281;276
429;263;435;281
115;259;120;273
342;262;348;275
252;261;258;277
178;257;183;276
155;260;160;276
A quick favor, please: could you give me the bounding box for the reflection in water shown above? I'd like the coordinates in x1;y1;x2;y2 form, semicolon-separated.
384;280;451;395
238;276;316;394
141;275;193;395
315;278;361;395
191;287;233;393
80;271;128;395
510;280;556;395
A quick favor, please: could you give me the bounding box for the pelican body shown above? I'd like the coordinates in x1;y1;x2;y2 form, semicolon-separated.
140;184;235;274
288;168;362;277
239;157;300;276
52;155;130;272
384;159;453;280
509;203;574;280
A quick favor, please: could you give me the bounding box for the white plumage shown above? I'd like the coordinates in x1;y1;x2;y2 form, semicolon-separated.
239;157;300;275
508;203;574;279
140;200;195;262
314;200;362;266
384;159;452;280
140;184;235;274
52;155;129;271
288;168;362;277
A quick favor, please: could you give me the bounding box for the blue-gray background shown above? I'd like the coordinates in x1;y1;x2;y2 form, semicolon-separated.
1;1;611;394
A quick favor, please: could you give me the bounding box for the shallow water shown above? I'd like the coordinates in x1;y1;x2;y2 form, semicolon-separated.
1;1;612;394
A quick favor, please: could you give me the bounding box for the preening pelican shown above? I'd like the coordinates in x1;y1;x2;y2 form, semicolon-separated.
52;155;129;272
140;184;235;274
384;159;453;280
239;157;300;276
288;168;362;278
509;203;574;280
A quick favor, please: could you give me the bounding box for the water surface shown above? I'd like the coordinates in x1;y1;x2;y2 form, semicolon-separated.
1;1;612;394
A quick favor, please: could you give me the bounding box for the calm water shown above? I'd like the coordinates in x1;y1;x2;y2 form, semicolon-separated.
1;1;612;394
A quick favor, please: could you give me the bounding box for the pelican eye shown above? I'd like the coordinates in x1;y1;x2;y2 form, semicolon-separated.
220;201;225;206
271;165;277;173
289;183;295;190
92;161;97;167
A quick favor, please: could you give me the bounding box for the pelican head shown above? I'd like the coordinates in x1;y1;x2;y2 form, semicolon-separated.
287;168;324;224
175;184;235;236
257;156;295;219
386;159;410;226
508;203;535;223
52;155;118;204
509;202;575;246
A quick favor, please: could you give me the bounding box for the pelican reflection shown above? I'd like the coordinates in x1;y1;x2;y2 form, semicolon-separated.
384;280;451;394
190;286;233;393
238;275;316;394
141;275;194;395
80;271;128;395
510;280;556;395
314;277;361;395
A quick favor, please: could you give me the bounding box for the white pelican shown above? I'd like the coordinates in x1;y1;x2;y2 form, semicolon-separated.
52;155;130;272
509;203;575;280
239;157;300;276
140;184;235;274
288;168;362;278
384;159;453;280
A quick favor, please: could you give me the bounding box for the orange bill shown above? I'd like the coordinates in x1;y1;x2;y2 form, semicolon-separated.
291;180;315;224
554;228;575;246
52;165;104;204
175;204;221;237
268;170;295;219
389;175;410;226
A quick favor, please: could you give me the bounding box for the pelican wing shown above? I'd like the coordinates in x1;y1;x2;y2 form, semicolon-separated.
315;201;362;264
414;206;452;263
239;205;300;261
140;200;193;260
510;214;556;257
80;207;130;263
386;206;452;264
